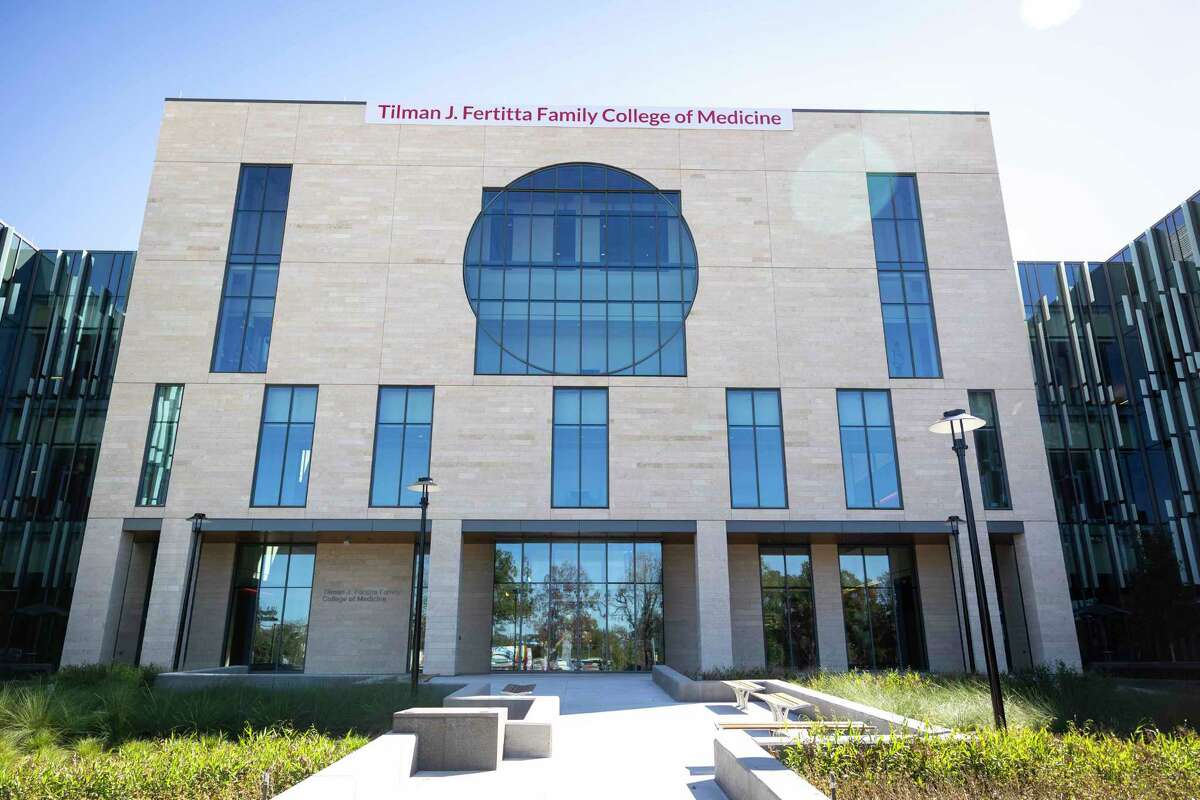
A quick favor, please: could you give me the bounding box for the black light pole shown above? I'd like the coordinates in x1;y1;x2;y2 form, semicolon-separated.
947;515;976;673
173;513;206;671
930;410;1006;729
407;477;438;695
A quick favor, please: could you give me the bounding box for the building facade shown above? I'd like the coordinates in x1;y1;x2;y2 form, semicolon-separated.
59;99;1080;676
1018;190;1200;666
0;222;135;668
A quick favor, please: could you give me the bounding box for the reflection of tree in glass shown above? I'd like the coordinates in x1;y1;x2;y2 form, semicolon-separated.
604;556;663;670
494;547;520;584
275;622;307;667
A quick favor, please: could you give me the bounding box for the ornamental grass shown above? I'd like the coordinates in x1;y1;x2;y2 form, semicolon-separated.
780;726;1200;800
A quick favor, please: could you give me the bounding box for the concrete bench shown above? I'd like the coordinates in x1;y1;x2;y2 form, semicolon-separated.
753;691;812;723
723;679;764;710
392;707;506;771
715;731;831;800
442;681;558;758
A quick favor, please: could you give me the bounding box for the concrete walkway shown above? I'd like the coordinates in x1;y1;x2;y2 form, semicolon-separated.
415;673;777;799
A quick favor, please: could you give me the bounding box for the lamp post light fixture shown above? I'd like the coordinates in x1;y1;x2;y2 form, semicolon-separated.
407;477;439;694
174;513;207;670
946;514;976;673
929;409;1007;729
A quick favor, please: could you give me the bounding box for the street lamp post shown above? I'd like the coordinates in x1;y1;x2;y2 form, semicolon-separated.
173;513;206;671
930;409;1007;729
407;477;439;695
946;515;976;673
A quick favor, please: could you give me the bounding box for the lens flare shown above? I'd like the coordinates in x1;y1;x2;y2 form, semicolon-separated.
1020;0;1082;30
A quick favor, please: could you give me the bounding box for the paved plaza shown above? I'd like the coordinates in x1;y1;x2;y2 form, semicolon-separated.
419;673;776;799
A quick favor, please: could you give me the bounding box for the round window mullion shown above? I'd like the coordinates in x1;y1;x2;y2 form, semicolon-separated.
467;164;696;376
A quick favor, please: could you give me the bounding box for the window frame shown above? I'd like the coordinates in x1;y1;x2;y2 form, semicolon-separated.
210;163;292;374
220;541;316;672
249;384;318;508
838;544;928;670
550;387;610;509
758;544;818;670
367;386;436;508
134;383;185;507
465;162;697;377
836;388;905;510
725;388;789;509
489;537;664;671
968;389;1013;510
866;173;943;379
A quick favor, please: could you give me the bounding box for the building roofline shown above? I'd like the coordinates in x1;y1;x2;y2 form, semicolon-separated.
162;97;988;115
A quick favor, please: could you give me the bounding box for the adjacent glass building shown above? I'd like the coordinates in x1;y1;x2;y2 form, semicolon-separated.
0;222;135;669
1017;190;1200;665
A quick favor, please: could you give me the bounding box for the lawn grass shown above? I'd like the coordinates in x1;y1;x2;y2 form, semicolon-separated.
781;726;1200;800
0;665;453;800
696;665;1200;734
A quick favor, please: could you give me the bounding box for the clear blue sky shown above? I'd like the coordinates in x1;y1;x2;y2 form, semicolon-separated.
2;0;1197;260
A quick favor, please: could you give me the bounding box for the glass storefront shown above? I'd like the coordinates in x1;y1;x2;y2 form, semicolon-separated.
759;546;817;670
224;543;315;671
491;539;663;671
839;545;926;670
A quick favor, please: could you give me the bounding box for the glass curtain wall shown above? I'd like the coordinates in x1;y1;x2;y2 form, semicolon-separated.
1019;193;1200;664
491;539;662;671
759;546;816;670
224;543;315;671
839;545;926;669
0;225;135;667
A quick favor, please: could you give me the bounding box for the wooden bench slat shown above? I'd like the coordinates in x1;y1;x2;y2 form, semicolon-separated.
754;691;810;708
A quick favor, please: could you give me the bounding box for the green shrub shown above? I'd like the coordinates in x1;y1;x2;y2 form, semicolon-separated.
1;665;452;753
0;728;363;800
780;727;1200;800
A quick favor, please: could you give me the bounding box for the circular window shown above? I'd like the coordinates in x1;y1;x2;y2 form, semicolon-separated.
464;163;698;375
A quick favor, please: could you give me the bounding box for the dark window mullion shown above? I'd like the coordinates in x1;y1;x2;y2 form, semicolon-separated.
274;389;295;507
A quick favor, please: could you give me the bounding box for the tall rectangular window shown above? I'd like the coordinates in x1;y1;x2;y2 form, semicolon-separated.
837;389;902;509
251;386;316;507
370;387;434;507
839;545;926;670
968;390;1012;509
759;546;816;669
223;543;315;671
491;539;663;671
552;388;608;507
212;165;292;373
135;384;184;506
726;389;787;508
867;174;941;378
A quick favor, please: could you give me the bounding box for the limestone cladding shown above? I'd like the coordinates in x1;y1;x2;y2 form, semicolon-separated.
61;103;1080;672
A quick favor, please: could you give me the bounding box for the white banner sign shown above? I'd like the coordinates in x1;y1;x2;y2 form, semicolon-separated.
365;102;794;131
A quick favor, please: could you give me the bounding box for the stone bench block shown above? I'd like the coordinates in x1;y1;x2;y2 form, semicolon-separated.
444;694;558;758
392;707;506;771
